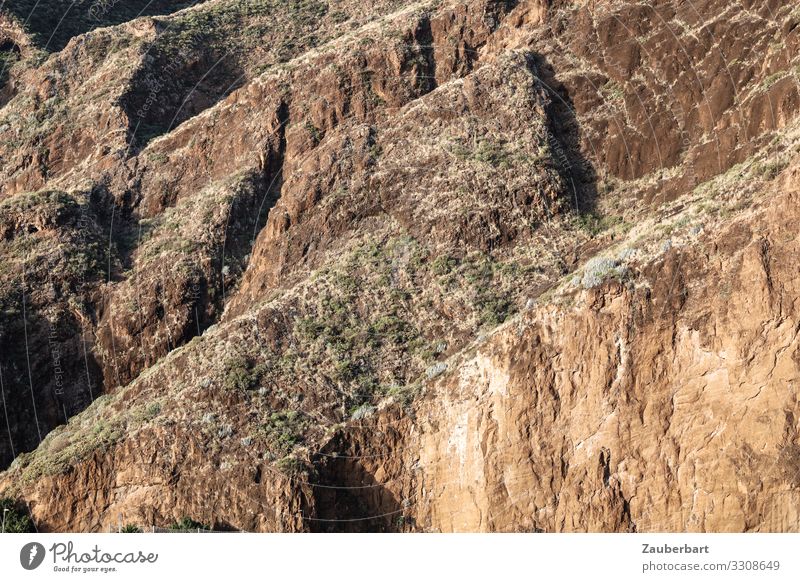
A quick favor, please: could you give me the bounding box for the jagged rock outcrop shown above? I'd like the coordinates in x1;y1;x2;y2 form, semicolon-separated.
1;0;800;532
342;162;800;532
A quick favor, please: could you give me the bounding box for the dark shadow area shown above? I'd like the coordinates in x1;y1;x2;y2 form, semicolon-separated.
530;53;599;219
89;149;282;389
4;0;203;52
309;433;405;533
122;46;245;149
0;303;102;471
0;191;111;470
0;39;20;103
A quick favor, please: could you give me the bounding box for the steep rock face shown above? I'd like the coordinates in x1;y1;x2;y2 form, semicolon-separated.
490;0;800;197
120;0;525;218
0;24;149;197
1;0;800;533
0;189;110;469
3;152;799;532
226;50;566;315
11;424;314;533
310;160;800;532
0;12;29;100
0;0;452;473
94;171;272;388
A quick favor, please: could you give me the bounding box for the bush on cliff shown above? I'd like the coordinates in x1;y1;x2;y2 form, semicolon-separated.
0;498;34;533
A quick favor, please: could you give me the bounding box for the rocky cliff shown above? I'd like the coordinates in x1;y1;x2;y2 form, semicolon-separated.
1;0;800;532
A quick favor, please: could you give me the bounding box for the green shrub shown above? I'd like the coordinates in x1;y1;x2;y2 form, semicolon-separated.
573;212;622;237
223;356;265;391
478;294;514;326
369;314;414;344
0;48;20;88
0;498;34;533
762;72;786;91
758;160;788;181
384;383;421;408
580;257;630;289
275;455;304;474
304;121;322;145
169;517;208;531
431;255;457;276
261;411;309;456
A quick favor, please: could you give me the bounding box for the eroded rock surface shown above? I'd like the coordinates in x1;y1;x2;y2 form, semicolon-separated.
1;0;800;532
